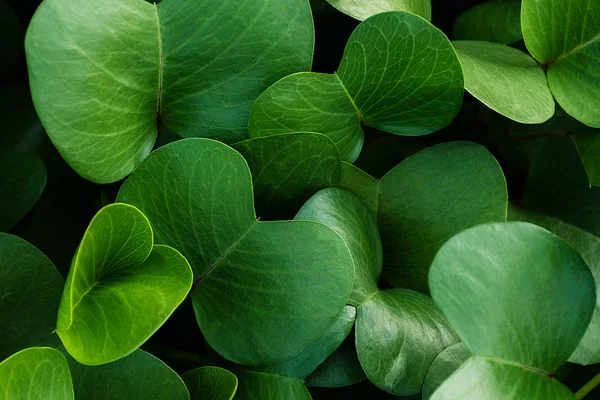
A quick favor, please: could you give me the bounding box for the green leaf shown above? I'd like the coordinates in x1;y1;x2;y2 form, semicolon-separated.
429;222;595;399
453;1;522;44
422;343;471;400
0;347;73;400
25;0;313;183
508;206;600;365
379;141;507;293
232;133;342;220
453;41;555;124
571;128;600;187
235;371;312;400
325;0;432;21
356;289;458;396
431;357;577;400
182;367;237;400
117;138;354;366
0;234;63;361
256;305;356;379
296;188;381;306
249;12;463;161
57;203;193;365
522;0;600;127
305;333;366;388
0;152;46;231
338;162;379;215
62;348;190;400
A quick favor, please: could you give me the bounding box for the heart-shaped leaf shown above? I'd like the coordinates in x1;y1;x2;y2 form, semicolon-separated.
0;234;63;361
249;11;463;162
61;348;190;400
453;41;555;124
378;141;508;293
297;187;457;395
429;222;595;399
25;0;313;183
422;343;471;400
522;0;600;127
325;0;431;21
232;133;342;219
0;347;73;400
0;152;46;231
117;138;354;366
182;367;238;400
508;205;600;365
453;1;522;44
57;203;193;365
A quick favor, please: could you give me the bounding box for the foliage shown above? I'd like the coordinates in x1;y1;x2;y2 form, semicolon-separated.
2;0;600;399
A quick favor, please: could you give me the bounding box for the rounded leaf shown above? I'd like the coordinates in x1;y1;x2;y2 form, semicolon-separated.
326;0;432;21
453;1;522;44
422;343;471;400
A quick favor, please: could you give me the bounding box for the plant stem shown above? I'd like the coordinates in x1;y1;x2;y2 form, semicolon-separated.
575;372;600;399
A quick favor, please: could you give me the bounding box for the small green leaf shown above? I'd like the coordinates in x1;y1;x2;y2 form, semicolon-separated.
356;289;458;396
26;0;313;183
379;142;507;293
0;152;46;231
305;333;366;388
57;203;193;365
508;206;600;365
571;128;600;187
62;348;190;400
296;188;381;306
338;162;379;215
453;1;522;44
182;367;237;400
326;0;432;21
232;133;342;219
422;343;470;400
0;347;73;400
256;305;356;379
117;138;354;366
522;0;600;127
235;371;312;400
0;234;63;361
429;222;595;399
453;41;555;124
249;12;463;161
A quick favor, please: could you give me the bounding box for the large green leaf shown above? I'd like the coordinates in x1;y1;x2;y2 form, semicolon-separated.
235;371;311;400
0;152;46;231
297;188;381;306
296;188;457;395
232;133;342;219
356;290;458;396
522;0;600;127
256;305;356;379
182;367;237;400
379;142;508;293
62;348;190;400
0;347;73;400
508;206;600;365
25;0;313;183
57;203;193;365
249;12;463;162
325;0;431;21
422;343;470;400
429;222;595;399
453;41;554;124
0;234;63;361
117;138;354;366
453;1;522;44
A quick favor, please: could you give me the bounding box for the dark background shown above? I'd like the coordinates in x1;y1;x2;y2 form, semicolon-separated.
3;0;599;398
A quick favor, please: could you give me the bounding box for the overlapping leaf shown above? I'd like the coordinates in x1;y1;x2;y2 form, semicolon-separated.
453;0;522;44
522;0;600;127
430;222;595;399
117;138;354;366
182;367;238;400
422;343;470;400
57;203;193;365
325;0;431;21
25;0;314;183
249;11;463;161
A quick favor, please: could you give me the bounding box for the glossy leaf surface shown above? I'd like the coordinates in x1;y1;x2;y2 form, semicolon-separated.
326;0;431;21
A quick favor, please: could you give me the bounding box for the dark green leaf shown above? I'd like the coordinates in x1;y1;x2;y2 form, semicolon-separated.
453;1;522;44
182;367;237;400
235;371;311;400
571;128;600;187
338;162;379;215
422;343;470;400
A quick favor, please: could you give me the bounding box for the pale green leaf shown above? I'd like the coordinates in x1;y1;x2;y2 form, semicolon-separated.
325;0;431;21
57;203;193;365
454;1;522;44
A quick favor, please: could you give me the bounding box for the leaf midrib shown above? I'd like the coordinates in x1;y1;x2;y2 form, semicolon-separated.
154;4;164;122
548;33;600;66
475;355;553;377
